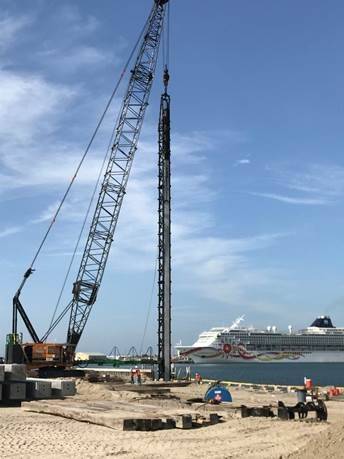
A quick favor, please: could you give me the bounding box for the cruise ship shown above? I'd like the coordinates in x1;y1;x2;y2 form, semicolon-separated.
175;316;344;363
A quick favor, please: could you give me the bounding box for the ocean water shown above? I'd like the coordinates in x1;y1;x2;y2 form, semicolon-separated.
175;363;344;386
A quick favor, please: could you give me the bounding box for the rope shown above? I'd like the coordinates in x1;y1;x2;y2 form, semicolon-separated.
139;252;158;354
161;1;170;69
167;1;170;68
44;12;154;335
27;12;151;272
47;125;117;333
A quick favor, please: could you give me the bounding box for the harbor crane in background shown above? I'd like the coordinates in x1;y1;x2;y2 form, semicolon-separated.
7;0;172;380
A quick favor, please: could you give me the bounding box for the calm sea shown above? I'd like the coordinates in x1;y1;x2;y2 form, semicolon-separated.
175;363;344;386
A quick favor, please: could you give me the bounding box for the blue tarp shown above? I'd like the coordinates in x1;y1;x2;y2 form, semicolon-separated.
204;384;232;403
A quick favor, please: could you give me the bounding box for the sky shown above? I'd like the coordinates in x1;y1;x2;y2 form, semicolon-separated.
1;0;344;354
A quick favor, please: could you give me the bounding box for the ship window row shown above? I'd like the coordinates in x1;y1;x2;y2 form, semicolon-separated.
245;344;344;351
242;336;344;344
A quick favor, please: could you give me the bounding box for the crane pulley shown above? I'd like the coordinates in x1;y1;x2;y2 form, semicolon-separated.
7;0;169;370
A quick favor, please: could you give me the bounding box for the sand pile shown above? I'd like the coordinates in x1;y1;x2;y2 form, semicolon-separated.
75;379;113;400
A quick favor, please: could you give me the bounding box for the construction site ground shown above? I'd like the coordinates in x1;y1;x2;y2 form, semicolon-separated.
0;380;342;458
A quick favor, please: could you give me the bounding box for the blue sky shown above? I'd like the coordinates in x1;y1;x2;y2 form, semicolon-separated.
1;0;344;354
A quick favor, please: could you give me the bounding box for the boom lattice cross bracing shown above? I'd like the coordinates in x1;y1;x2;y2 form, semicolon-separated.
66;2;167;352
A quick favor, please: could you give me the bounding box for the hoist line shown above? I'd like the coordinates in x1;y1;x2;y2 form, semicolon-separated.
43;1;168;347
139;251;159;354
26;12;151;274
161;1;170;69
43;15;155;340
46;124;117;337
166;1;170;67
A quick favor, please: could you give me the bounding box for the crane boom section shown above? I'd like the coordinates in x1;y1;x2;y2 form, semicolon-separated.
67;1;167;351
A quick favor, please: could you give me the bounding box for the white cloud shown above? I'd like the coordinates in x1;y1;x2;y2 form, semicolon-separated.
0;13;32;52
56;5;99;36
0;226;22;238
0;69;81;195
0;69;76;146
171;232;287;305
0;9;285;314
286;164;344;198
36;45;120;76
234;158;251;166
94;133;288;308
252;163;344;206
250;192;329;206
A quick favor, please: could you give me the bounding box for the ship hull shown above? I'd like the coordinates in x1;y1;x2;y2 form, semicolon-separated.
178;346;344;364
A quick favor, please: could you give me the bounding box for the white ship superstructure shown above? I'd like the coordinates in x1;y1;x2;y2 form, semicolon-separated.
176;316;344;363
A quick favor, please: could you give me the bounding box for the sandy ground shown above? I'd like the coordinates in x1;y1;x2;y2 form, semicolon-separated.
0;381;343;459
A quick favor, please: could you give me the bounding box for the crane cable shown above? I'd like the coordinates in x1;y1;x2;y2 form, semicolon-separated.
139;1;171;354
46;121;118;334
161;0;170;69
43;11;156;337
24;11;151;277
139;252;158;354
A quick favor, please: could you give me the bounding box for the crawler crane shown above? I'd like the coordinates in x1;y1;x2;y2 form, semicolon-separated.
6;0;170;376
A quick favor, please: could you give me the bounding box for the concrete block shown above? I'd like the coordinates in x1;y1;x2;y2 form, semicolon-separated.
175;414;193;429
4;364;26;382
51;380;76;397
26;379;52;400
150;419;163;431
208;413;220;425
162;418;176;429
123;419;136;431
3;382;26;400
0;366;4;382
122;418;163;431
123;419;150;431
137;419;152;431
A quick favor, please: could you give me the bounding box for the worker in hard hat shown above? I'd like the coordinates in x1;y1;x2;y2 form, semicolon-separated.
130;367;136;384
135;366;142;385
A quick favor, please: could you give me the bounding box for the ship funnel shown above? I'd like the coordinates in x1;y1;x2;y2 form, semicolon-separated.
288;325;292;334
272;325;277;333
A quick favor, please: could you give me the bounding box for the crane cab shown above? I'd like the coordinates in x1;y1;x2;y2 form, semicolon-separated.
6;334;66;369
22;343;65;368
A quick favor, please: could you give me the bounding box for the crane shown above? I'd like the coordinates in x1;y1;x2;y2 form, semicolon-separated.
7;0;169;371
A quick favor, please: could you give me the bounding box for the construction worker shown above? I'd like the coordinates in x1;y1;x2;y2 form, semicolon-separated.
130;367;136;384
136;366;142;385
195;372;202;385
171;363;176;380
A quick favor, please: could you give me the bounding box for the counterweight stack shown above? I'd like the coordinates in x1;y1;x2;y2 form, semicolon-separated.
157;69;171;380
